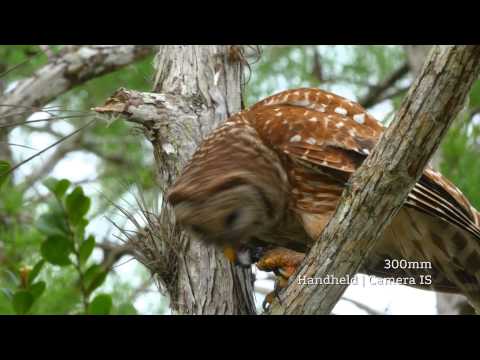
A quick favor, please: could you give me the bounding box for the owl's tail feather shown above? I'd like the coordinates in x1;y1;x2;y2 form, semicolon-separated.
474;208;480;229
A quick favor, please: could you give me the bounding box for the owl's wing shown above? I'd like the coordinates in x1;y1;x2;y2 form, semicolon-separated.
251;88;480;241
408;169;480;240
251;87;383;175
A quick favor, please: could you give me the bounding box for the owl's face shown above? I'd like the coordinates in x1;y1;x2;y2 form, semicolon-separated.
167;175;277;247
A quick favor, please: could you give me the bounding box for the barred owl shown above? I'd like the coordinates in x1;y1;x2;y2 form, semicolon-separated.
167;88;480;310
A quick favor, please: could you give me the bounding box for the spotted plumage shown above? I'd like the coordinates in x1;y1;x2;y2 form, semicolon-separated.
167;88;480;310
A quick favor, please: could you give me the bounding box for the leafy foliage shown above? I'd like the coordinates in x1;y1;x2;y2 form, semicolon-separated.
0;45;157;315
440;104;480;209
1;178;116;314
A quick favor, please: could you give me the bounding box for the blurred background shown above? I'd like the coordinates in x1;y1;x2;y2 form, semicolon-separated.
1;45;479;315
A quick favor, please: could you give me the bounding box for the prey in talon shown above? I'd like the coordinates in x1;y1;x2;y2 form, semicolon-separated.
223;244;267;268
223;244;305;310
256;247;305;310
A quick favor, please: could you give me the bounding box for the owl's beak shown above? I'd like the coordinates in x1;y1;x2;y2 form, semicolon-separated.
223;245;259;268
223;246;237;263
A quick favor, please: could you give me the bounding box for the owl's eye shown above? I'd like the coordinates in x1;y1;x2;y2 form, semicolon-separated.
225;210;240;228
190;224;205;236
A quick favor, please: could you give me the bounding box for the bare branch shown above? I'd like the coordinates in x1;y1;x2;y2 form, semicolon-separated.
0;45;155;126
38;45;54;60
4;119;96;180
96;241;135;272
358;62;409;108
436;293;476;315
375;85;410;104
20;133;82;188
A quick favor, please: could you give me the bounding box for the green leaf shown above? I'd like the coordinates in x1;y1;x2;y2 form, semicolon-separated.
65;187;90;225
87;272;107;295
115;302;138;315
2;188;23;214
469;79;480;109
0;160;11;187
28;260;45;286
30;281;46;300
88;294;112;315
84;264;102;283
46;197;65;215
83;265;107;295
44;178;70;199
43;178;57;192
79;235;95;265
12;290;34;314
1;287;13;301
40;235;73;266
74;218;89;242
54;179;71;198
37;212;70;237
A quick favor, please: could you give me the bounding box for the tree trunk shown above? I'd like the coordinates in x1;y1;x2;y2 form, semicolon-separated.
403;45;442;170
403;46;476;315
95;45;256;314
268;45;480;315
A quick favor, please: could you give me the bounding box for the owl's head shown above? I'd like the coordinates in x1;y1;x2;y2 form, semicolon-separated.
166;171;280;247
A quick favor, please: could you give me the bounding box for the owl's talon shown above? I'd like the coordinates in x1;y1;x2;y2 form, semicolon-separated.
256;247;304;311
262;276;286;311
256;247;305;279
262;292;274;311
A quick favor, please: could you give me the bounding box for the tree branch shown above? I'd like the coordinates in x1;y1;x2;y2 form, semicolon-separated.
96;241;135;272
436;293;476;314
0;45;155;125
20;132;83;188
267;45;480;314
358;62;409;108
94;46;257;315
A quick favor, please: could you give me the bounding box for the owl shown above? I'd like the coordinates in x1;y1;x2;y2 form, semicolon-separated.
167;88;480;310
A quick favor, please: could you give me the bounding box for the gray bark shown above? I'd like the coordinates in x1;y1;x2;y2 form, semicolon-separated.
267;45;480;315
403;46;476;315
94;45;256;314
404;45;443;170
436;293;476;314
